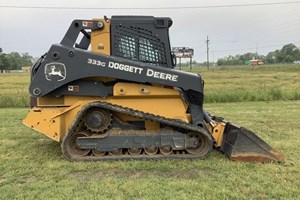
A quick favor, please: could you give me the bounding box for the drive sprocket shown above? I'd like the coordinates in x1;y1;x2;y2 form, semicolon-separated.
83;108;111;133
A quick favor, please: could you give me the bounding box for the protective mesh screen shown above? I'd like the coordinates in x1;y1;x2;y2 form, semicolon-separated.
113;24;168;67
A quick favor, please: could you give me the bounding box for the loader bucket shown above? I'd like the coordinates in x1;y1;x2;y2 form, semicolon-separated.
220;123;286;163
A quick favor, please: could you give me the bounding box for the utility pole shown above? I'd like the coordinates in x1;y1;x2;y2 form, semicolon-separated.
179;57;181;70
255;43;258;58
206;36;209;70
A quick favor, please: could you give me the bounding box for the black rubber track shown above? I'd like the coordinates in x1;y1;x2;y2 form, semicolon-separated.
61;101;213;161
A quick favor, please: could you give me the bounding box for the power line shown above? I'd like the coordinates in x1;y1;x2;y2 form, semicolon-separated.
1;1;300;10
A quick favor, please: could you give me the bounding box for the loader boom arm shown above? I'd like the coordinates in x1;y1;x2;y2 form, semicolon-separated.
29;44;206;125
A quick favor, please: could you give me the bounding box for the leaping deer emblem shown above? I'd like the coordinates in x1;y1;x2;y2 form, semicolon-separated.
49;65;65;78
45;62;66;81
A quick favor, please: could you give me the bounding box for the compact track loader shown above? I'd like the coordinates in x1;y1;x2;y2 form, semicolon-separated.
23;16;285;162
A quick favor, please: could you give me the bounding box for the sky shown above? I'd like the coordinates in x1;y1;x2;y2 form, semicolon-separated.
0;0;300;62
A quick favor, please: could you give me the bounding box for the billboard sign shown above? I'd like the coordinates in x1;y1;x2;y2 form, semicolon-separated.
172;47;194;58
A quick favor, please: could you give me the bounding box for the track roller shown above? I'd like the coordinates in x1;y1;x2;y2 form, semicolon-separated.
128;148;142;156
144;147;159;155
92;149;106;157
109;148;122;156
160;146;172;155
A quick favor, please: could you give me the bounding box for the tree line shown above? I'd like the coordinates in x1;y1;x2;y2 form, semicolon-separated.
0;48;34;72
217;43;300;66
1;43;299;71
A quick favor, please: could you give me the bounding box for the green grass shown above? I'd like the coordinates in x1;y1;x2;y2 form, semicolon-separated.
0;73;29;107
185;64;300;103
1;64;300;107
1;101;300;199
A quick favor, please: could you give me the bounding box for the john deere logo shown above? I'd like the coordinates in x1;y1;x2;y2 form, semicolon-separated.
45;62;66;81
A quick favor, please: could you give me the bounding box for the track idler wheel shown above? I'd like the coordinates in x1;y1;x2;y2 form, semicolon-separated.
63;131;91;159
84;108;111;133
186;132;212;156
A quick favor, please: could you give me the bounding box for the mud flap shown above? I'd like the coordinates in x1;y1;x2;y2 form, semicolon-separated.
220;123;286;163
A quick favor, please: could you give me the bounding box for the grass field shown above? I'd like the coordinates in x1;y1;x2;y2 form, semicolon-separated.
0;72;29;107
0;101;299;199
192;64;300;103
0;64;299;107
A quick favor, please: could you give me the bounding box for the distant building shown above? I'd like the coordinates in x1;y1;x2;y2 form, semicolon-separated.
22;66;31;72
249;58;264;66
293;60;300;64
